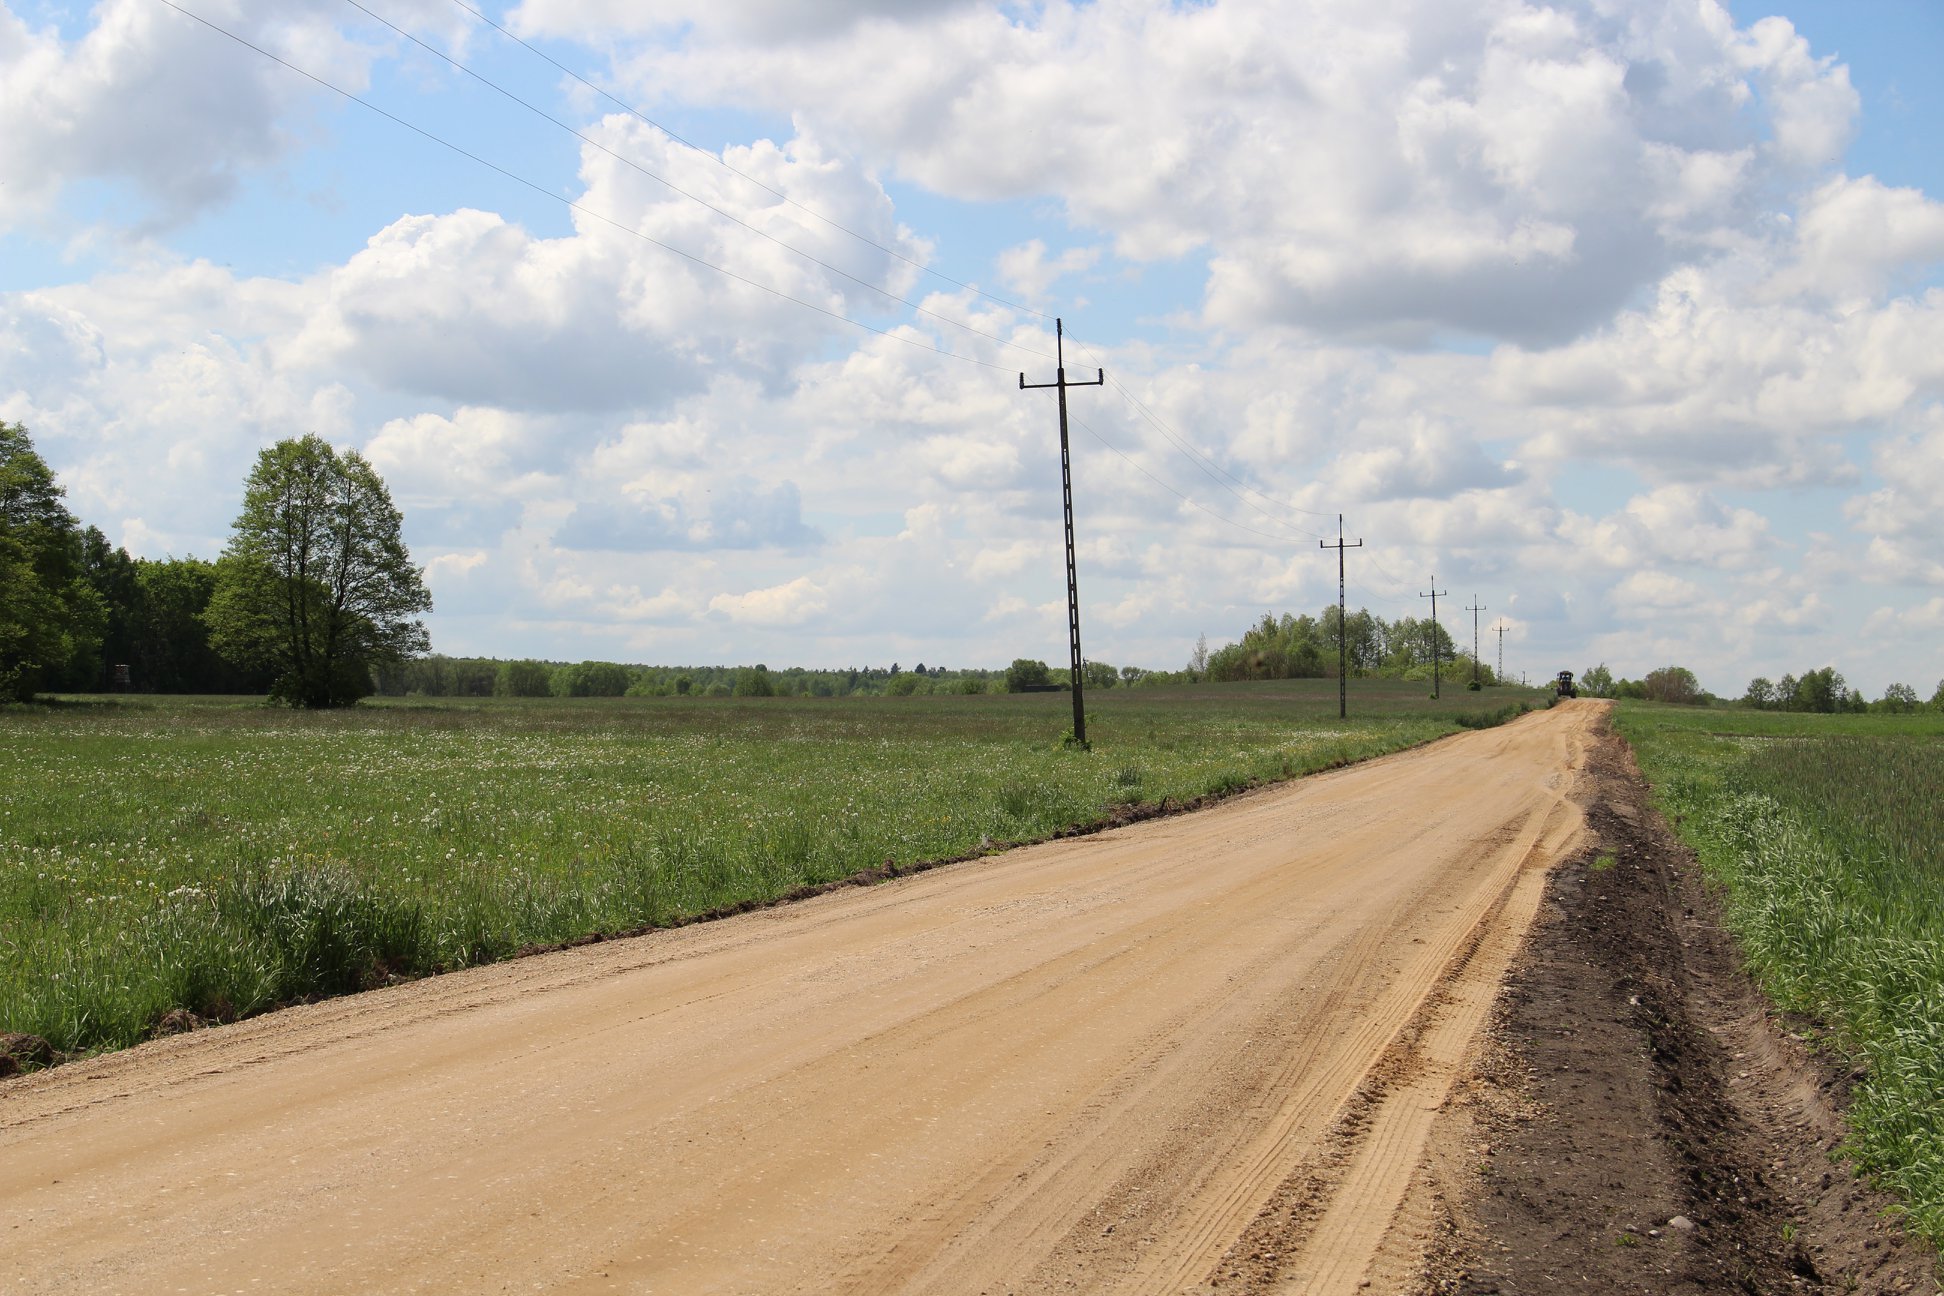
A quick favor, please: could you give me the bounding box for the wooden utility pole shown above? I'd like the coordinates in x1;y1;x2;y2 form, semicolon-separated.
1019;318;1103;747
1465;597;1487;687
1319;515;1362;719
1420;579;1447;699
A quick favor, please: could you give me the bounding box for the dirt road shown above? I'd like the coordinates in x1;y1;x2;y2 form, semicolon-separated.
1;701;1600;1294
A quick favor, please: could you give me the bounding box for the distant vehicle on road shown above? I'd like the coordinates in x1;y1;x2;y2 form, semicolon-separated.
1555;671;1577;699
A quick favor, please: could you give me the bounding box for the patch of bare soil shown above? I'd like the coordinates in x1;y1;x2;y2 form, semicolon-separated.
0;1033;54;1078
1422;722;1940;1294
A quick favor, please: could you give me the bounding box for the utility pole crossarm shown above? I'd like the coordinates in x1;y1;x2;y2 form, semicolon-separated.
1320;514;1362;719
1018;372;1105;391
1017;317;1102;748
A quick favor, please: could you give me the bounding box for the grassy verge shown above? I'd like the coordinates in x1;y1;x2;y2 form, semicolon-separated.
1612;702;1944;1246
2;679;1542;1060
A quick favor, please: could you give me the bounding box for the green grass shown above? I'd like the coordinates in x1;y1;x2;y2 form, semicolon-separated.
1;680;1544;1059
1613;702;1944;1247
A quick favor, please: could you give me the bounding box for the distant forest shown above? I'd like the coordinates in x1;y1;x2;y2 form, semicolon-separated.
371;604;1487;701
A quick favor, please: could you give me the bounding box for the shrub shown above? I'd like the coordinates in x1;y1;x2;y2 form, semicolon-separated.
1642;665;1703;705
1005;658;1052;692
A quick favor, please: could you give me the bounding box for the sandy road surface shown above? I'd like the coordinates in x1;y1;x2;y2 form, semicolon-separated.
1;702;1599;1295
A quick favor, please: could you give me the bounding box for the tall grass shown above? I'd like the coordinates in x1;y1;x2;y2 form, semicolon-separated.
1615;705;1944;1246
2;680;1539;1059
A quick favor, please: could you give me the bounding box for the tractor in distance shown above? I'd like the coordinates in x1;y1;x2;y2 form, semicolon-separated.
1555;670;1577;699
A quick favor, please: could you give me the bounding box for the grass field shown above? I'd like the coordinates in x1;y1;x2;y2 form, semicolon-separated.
1614;703;1944;1247
1;679;1541;1060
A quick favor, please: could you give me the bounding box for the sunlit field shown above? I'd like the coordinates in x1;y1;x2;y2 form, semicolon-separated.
1616;703;1944;1246
2;679;1542;1059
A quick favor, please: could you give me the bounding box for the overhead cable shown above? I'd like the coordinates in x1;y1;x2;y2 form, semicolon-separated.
1361;548;1419;594
162;0;1393;565
438;0;1053;322
1066;332;1337;526
343;0;1050;363
154;0;1014;373
1064;407;1319;547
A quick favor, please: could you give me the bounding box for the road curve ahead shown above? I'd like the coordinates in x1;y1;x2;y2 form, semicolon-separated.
2;701;1601;1295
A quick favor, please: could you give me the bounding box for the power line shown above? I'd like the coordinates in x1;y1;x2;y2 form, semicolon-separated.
159;0;1449;646
1064;332;1336;532
1344;579;1398;614
342;0;1050;364
1362;546;1417;594
1350;557;1412;601
206;0;1369;561
1069;414;1318;546
1100;371;1328;541
437;0;1053;321
154;0;1015;374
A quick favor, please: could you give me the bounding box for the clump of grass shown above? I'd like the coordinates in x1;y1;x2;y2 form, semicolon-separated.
1616;708;1944;1249
1454;700;1531;730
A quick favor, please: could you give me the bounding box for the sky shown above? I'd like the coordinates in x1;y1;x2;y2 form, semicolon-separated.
3;0;1942;697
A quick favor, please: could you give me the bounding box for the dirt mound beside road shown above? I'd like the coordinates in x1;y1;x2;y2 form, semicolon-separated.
1424;722;1939;1294
0;1033;54;1077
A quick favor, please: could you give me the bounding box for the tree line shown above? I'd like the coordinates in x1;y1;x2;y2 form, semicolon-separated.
3;425;427;706
1571;663;1709;704
1183;607;1482;686
1740;667;1942;714
1568;661;1944;713
376;656;1208;700
373;657;1018;699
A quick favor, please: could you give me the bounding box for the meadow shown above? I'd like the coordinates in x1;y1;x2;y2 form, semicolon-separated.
1;679;1540;1060
1614;703;1944;1247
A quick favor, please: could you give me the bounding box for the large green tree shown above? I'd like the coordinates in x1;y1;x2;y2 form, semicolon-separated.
1791;666;1847;714
0;422;105;701
205;435;431;708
